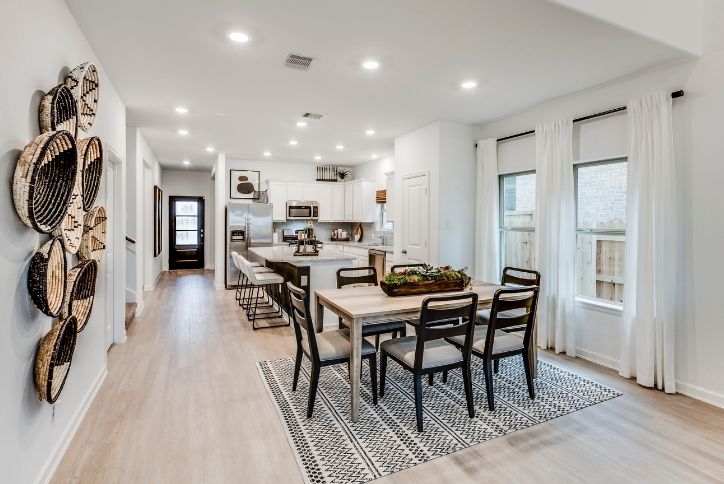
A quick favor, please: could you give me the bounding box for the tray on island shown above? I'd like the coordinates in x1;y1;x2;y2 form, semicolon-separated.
380;279;465;297
293;251;319;256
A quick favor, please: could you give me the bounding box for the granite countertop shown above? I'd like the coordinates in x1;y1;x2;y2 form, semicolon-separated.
329;241;394;254
249;246;355;265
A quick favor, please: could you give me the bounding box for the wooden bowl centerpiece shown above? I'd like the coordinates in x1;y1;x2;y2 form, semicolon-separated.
380;264;472;297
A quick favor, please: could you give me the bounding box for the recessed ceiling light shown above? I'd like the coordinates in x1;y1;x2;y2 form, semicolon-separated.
182;160;191;165
335;144;344;150
289;139;298;146
362;59;380;70
175;106;188;114
296;121;308;128
314;155;322;160
216;112;227;117
263;151;271;157
228;32;250;43
371;154;378;159
205;146;215;152
178;129;189;135
461;80;478;89
365;129;376;136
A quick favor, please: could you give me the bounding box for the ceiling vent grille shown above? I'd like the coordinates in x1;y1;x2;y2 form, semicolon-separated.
284;53;314;71
302;112;324;120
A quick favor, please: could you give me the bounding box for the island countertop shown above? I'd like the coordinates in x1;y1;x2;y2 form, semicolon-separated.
249;246;356;265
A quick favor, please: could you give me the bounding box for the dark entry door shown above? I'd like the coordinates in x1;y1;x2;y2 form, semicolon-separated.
169;196;205;270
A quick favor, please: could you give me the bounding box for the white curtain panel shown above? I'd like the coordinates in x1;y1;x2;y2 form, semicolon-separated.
620;92;677;393
474;139;500;282
535;119;576;356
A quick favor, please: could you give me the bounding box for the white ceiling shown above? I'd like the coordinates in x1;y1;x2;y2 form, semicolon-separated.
66;0;691;169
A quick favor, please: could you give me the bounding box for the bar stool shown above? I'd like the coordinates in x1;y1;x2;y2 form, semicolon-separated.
238;255;289;330
231;252;273;308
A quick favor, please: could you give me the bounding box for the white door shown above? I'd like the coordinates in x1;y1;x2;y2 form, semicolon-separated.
104;160;115;349
331;185;345;221
402;173;429;263
317;184;332;221
287;183;304;201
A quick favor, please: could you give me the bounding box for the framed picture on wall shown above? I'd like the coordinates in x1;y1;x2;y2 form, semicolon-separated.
230;169;260;199
154;185;162;256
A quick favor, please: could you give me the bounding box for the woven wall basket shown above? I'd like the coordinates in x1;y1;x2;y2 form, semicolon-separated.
35;316;77;404
64;62;99;132
51;168;84;254
62;260;98;332
39;84;77;137
27;237;67;317
77;137;103;210
13;131;78;233
78;206;107;262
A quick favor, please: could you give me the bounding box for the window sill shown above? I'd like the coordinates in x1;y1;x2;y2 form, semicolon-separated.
575;296;623;316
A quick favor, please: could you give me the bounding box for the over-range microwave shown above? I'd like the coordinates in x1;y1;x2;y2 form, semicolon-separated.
286;201;319;220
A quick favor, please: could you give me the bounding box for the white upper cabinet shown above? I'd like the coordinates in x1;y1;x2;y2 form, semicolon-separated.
331;185;345;221
317;184;333;221
286;183;304;201
347;180;376;222
268;180;287;221
302;183;320;202
385;171;395;223
344;183;353;221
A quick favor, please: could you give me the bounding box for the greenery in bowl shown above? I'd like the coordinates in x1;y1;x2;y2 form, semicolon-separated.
382;264;472;288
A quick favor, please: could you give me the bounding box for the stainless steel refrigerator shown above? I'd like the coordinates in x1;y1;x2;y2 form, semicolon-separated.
226;203;273;288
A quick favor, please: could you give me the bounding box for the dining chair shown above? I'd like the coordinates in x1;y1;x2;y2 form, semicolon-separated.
336;267;407;349
287;282;378;418
446;286;539;411
379;292;478;432
238;255;288;330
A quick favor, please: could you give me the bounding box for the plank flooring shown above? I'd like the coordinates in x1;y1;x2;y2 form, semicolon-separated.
52;270;724;483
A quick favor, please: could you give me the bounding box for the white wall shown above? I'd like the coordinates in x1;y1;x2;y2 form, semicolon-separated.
161;169;215;270
0;1;126;481
353;156;394;189
476;38;724;406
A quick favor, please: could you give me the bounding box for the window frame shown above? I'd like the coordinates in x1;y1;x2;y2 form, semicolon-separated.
498;170;536;271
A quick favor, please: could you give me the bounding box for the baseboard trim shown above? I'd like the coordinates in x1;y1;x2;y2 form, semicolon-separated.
143;271;163;291
135;301;144;317
36;366;108;484
676;380;724;409
575;347;620;371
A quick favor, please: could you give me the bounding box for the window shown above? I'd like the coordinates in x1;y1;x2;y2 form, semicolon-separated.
499;172;536;270
574;159;627;304
378;202;394;231
174;200;199;246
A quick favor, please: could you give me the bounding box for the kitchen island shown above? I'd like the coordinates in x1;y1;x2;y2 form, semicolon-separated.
248;246;355;326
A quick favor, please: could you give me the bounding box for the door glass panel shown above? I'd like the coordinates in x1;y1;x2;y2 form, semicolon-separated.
176;231;198;246
176;216;197;231
175;200;198;216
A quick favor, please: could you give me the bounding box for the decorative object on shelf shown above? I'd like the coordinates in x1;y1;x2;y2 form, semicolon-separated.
52;170;84;254
336;168;351;182
375;189;387;203
316;165;342;182
78;206;107;262
380;264;472;297
77;137;103;210
353;224;363;242
13;130;78;233
230;169;260;199
39;85;78;136
64;62;99;132
62;260;98;332
253;189;269;204
28;237;67;317
153;186;162;257
35;316;78;404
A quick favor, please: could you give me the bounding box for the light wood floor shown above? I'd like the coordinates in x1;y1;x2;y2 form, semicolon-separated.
53;270;724;483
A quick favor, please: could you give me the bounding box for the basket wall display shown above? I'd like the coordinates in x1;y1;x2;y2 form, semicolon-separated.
62;260;98;332
52;169;84;254
34;316;78;404
13;131;78;233
77;137;103;210
39;85;78;137
78;206;107;262
27;237;67;317
64;62;99;132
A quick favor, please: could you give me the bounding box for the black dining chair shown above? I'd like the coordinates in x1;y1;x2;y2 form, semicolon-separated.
379;292;478;432
287;282;378;418
336;267;407;349
446;286;539;411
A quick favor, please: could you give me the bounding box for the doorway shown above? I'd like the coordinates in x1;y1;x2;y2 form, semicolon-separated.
169;196;205;270
402;172;430;264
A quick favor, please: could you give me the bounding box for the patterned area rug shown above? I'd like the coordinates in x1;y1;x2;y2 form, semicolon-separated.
258;355;621;484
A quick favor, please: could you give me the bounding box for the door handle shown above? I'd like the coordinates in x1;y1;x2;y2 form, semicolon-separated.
401;249;407;255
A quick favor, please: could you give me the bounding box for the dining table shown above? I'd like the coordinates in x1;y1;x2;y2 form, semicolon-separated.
314;280;533;423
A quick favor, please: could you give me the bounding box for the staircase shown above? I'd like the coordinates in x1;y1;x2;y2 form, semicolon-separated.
125;302;137;330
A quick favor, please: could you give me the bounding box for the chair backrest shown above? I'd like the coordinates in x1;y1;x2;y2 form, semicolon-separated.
390;263;425;273
336;267;378;288
239;255;262;283
501;267;541;287
414;292;478;371
231;251;240;270
483;286;540;356
286;282;319;357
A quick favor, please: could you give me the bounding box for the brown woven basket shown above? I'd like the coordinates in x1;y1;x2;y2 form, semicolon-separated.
62;260;98;332
64;62;99;133
51;169;84;254
13;131;78;233
28;237;67;317
35;316;78;404
39;84;77;137
78;206;107;262
77;137;103;210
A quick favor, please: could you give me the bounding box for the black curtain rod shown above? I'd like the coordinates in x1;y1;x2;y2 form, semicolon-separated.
489;89;685;144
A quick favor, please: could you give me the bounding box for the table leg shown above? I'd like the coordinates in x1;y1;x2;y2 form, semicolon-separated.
314;297;324;333
349;317;362;422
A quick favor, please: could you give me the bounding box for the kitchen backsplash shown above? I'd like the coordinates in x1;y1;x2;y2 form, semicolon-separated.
273;221;390;244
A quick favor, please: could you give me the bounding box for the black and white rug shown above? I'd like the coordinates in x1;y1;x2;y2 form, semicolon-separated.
258;355;620;484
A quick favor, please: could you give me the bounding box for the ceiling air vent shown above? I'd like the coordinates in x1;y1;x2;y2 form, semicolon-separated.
284;53;314;71
302;112;324;120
